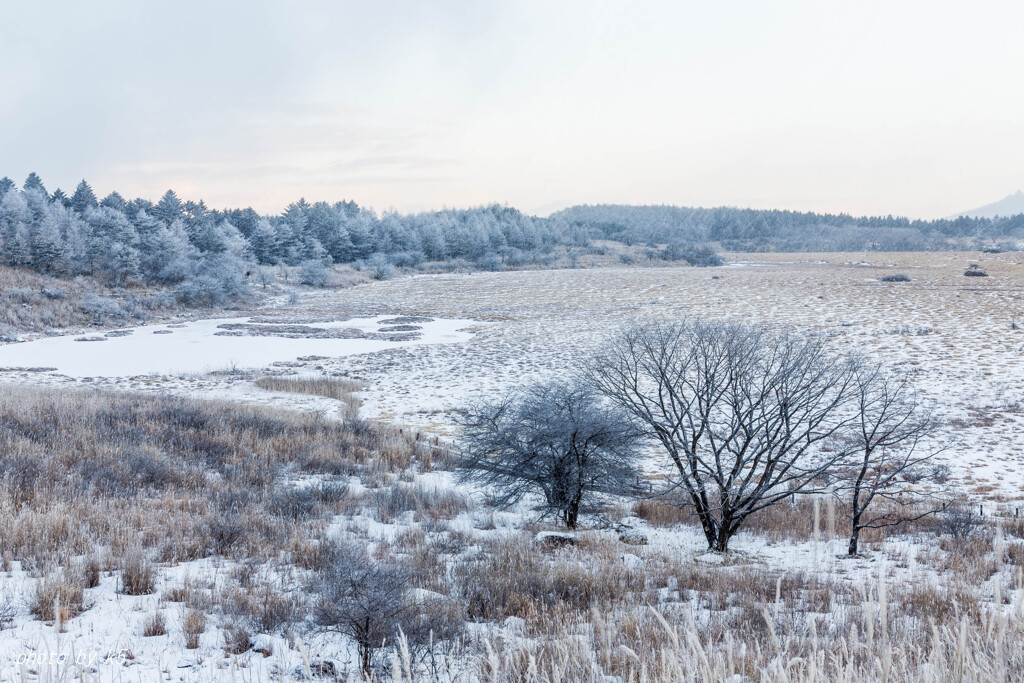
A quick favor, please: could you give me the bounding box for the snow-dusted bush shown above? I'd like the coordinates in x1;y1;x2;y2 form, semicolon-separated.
388;250;425;268
297;258;332;286
78;293;123;324
474;252;504;271
312;542;417;675
364;253;395;280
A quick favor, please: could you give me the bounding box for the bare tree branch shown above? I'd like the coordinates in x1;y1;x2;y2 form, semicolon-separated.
588;319;857;552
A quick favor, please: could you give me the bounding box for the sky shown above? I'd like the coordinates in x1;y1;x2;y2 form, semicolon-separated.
2;0;1023;219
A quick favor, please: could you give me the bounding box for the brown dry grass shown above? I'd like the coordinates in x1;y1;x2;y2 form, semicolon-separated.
254;375;362;416
0;264;181;336
0;386;424;582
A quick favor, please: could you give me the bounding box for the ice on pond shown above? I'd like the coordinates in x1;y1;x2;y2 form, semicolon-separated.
0;316;479;377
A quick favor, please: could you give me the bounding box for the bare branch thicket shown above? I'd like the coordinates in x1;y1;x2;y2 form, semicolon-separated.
457;381;643;529
312;543;415;676
311;541;463;676
588;319;858;552
836;361;948;555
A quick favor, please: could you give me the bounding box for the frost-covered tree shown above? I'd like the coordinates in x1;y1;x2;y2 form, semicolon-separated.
0;190;31;264
249;218;279;264
139;219;198;284
100;191;128;213
458;381;643;529
23;172;46;195
51;188;70;207
70;180;99;213
29;211;66;272
153;189;183;224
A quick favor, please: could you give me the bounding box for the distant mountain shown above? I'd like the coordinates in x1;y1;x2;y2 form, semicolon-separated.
952;191;1024;219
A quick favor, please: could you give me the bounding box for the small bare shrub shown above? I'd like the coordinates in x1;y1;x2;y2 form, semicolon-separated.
142;610;166;636
118;552;156;595
940;503;983;540
84;556;102;588
182;608;206;649
223;622;251;655
31;573;85;624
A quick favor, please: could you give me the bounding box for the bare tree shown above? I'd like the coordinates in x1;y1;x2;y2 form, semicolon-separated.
312;543;414;676
837;361;945;556
457;381;643;529
589;320;857;552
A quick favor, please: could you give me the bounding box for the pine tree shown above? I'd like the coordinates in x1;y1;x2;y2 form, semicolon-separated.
139;220;197;284
0;191;31;265
23;172;47;195
0;177;15;197
70;180;99;213
100;191;128;213
109;242;141;284
250;219;279;264
153;189;183;224
30;212;66;272
51;188;71;207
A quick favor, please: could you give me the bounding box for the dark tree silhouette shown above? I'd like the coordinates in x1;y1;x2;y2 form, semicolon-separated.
838;361;946;555
458;381;643;529
590;320;857;552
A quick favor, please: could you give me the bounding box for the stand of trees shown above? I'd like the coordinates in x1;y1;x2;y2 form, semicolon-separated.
460;319;947;555
0;173;593;305
4;171;1021;307
554;204;1024;252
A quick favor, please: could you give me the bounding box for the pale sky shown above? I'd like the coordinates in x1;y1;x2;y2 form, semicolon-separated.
2;1;1023;218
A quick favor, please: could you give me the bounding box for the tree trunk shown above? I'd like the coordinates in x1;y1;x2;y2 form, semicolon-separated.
695;510;719;550
714;531;731;553
848;487;864;556
714;512;734;552
848;524;861;556
564;502;579;529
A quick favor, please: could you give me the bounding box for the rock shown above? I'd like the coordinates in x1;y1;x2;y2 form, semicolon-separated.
176;657;196;668
502;616;527;636
292;660;338;679
251;633;274;657
620;553;644;570
617;526;648;545
964;264;988;277
309;660;337;678
533;531;577;548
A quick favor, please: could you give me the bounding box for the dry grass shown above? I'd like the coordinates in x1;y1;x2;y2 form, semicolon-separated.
254;375;362;417
0;264;180;336
142;609;167;637
118;551;156;595
0;385;432;640
182;607;206;649
0;385;424;569
30;571;85;626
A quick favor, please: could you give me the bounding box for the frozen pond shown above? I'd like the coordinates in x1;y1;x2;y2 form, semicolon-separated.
0;315;479;377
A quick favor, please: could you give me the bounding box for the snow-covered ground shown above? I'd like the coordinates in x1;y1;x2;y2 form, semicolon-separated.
2;254;1023;497
0;254;1022;681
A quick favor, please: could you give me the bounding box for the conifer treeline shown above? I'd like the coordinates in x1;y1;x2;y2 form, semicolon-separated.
2;173;1020;304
